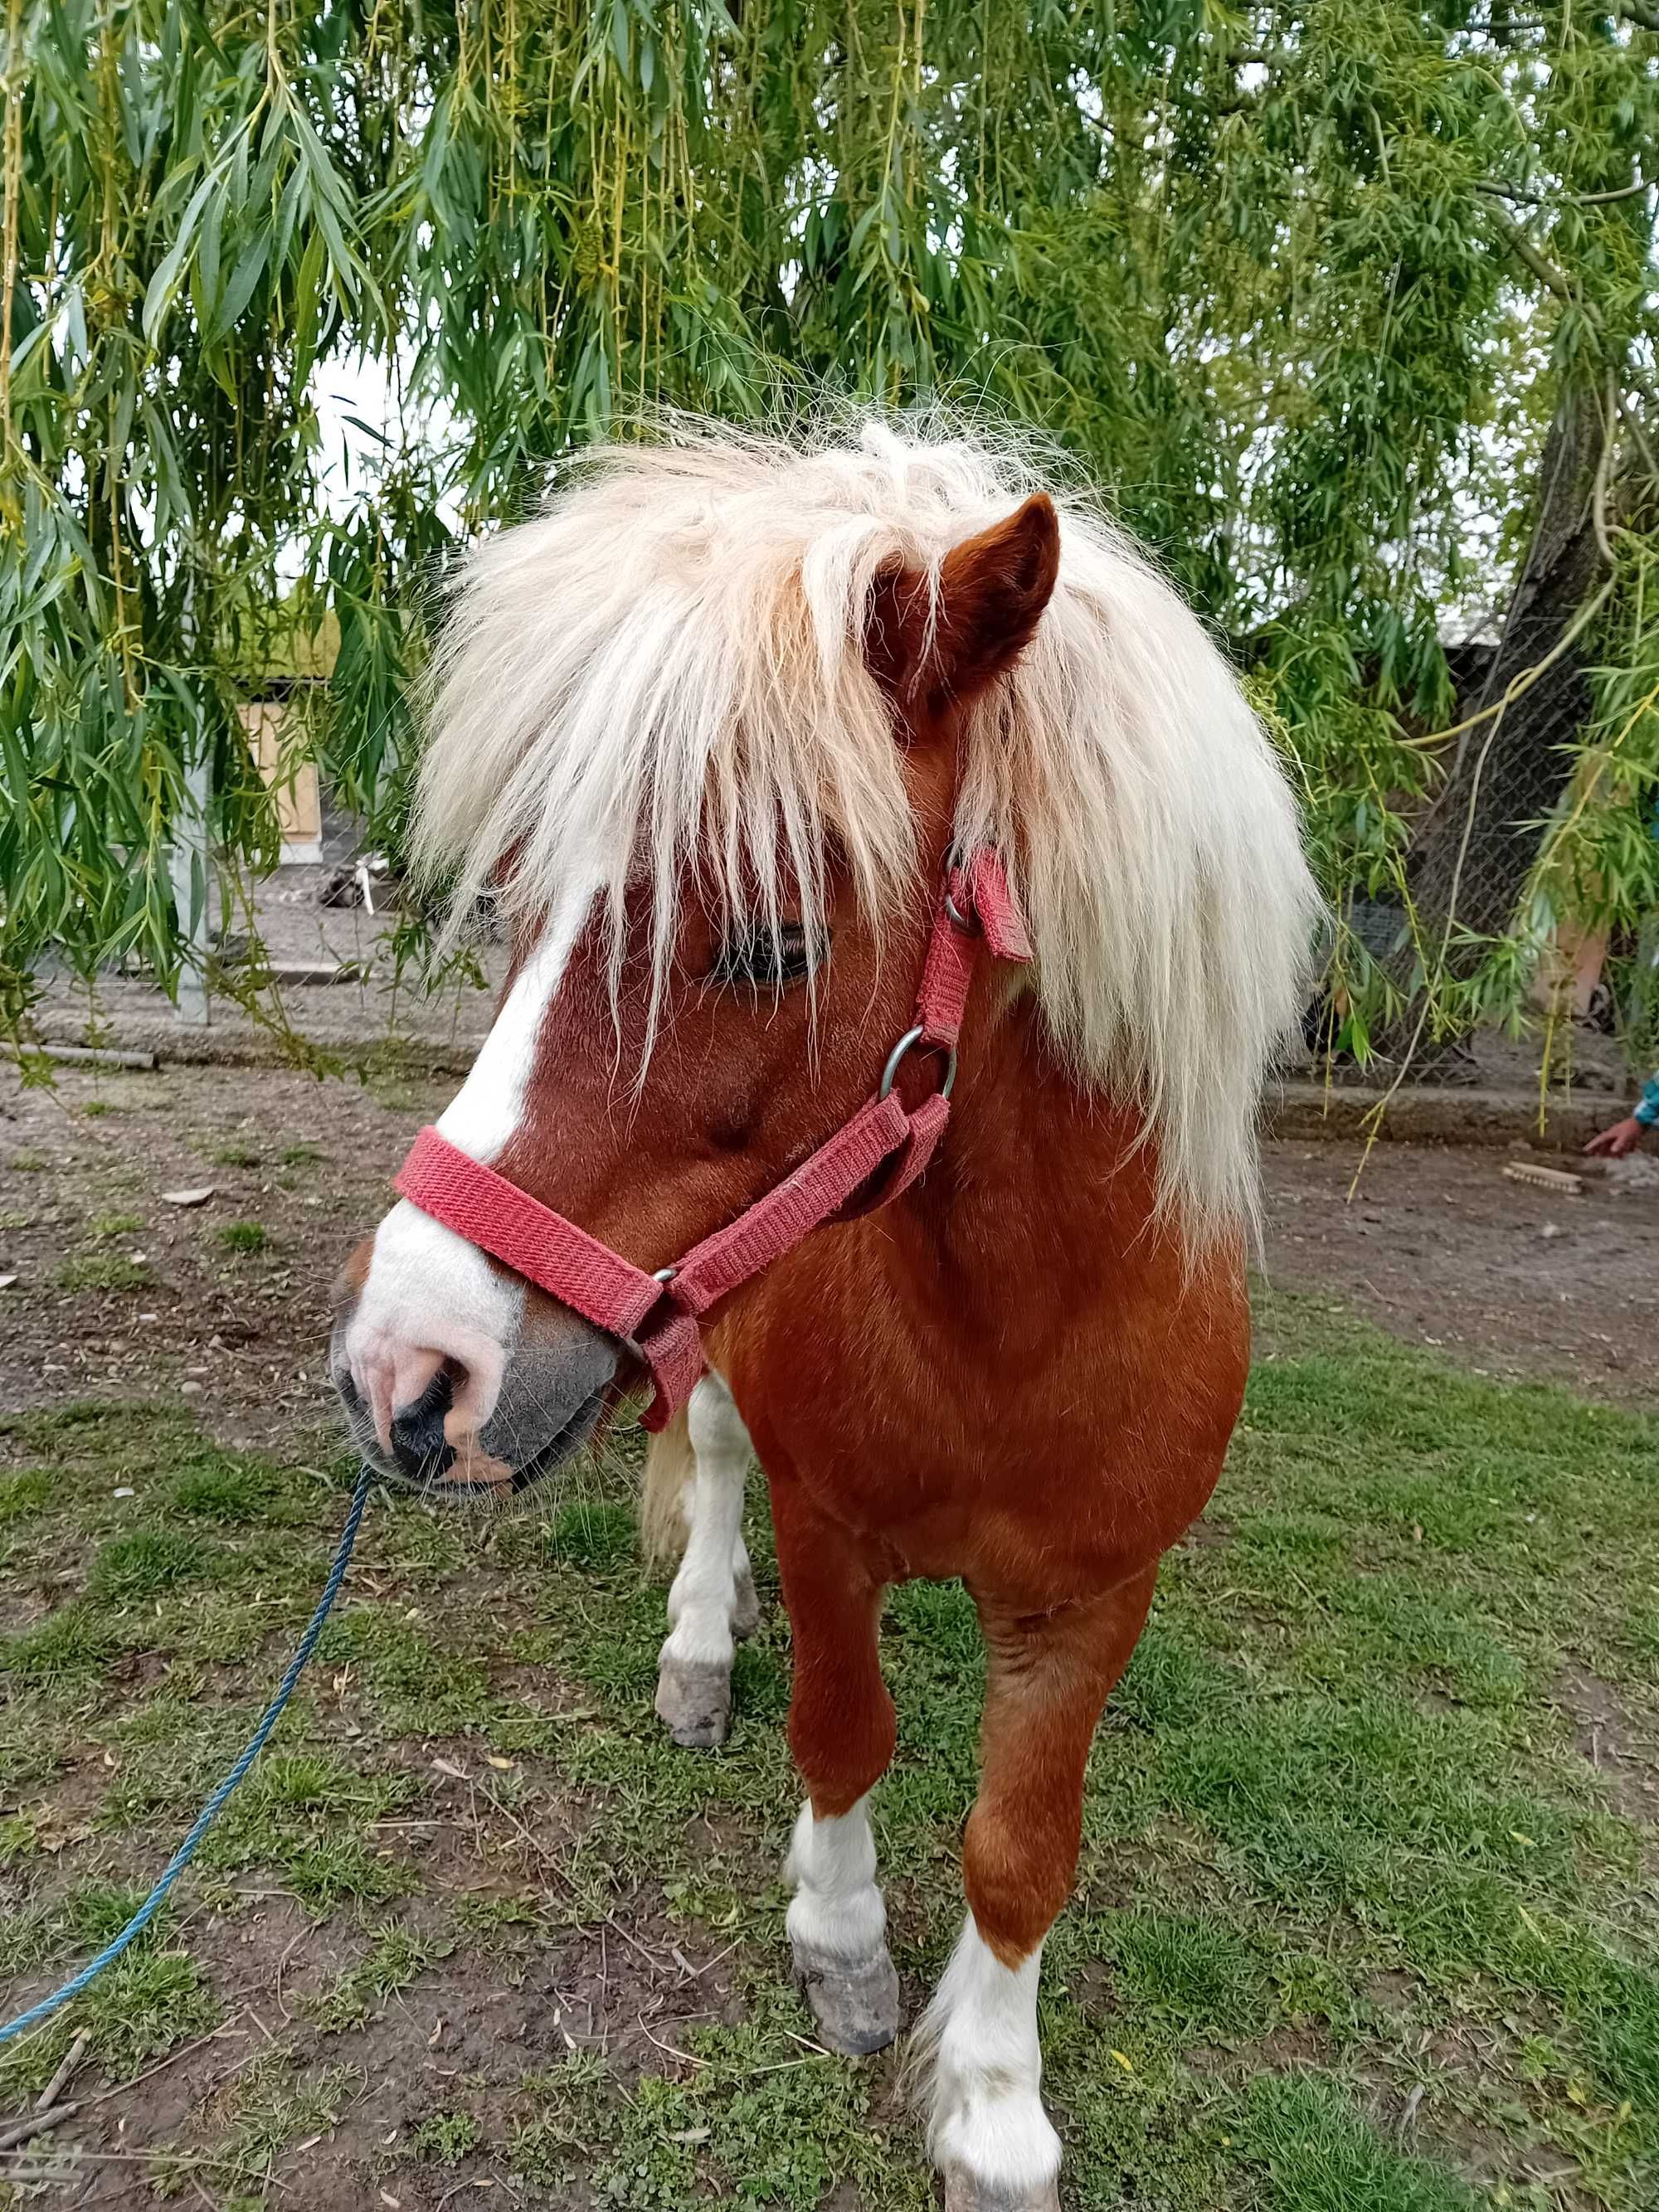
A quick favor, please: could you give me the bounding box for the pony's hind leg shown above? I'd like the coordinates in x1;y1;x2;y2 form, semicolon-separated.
916;1569;1157;2212
775;1485;900;2056
650;1374;757;1748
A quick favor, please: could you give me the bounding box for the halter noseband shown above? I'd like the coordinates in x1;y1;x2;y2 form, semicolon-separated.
392;847;1032;1432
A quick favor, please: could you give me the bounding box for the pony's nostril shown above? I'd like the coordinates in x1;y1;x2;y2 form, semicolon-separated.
388;1366;458;1480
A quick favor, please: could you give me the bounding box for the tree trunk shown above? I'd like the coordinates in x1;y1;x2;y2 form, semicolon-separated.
1407;378;1607;948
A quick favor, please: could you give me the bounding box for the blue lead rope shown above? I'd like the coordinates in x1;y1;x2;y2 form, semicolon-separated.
0;1466;374;2051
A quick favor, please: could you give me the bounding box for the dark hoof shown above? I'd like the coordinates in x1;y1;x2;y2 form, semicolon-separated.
792;1942;900;2056
654;1654;731;1748
731;1563;761;1641
943;2176;1060;2212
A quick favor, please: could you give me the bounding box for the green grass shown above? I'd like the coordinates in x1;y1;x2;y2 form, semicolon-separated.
55;1248;153;1291
192;1753;417;1915
182;2049;359;2189
170;1457;268;1521
0;1814;40;1868
309;1918;449;2032
216;1220;269;1254
0;1466;55;1522
88;1526;216;1602
210;1142;262;1168
414;2109;483;2164
90;1210;145;1237
3;1600;117;1680
0;1293;1656;2207
0;1943;218;2102
0;1877;158;1976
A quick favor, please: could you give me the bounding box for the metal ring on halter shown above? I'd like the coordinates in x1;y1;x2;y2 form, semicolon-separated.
942;836;982;924
878;1026;957;1102
942;848;980;934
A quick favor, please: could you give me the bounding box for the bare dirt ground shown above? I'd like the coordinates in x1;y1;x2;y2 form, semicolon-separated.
1262;1135;1659;1405
2;1059;1655;1431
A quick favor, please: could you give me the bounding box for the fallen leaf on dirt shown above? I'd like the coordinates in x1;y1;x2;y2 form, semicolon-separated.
431;1757;469;1781
485;1754;514;1771
161;1187;215;1206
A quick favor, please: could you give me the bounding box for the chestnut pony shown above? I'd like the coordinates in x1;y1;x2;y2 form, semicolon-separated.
333;421;1316;2211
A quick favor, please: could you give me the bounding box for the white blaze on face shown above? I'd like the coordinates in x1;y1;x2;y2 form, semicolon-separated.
343;876;599;1448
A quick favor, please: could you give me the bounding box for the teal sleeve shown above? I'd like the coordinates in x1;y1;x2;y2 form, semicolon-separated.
1636;1074;1659;1127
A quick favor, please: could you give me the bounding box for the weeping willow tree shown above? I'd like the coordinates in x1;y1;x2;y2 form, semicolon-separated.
3;1;1657;1066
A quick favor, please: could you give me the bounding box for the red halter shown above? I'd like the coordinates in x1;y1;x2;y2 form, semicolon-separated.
393;848;1032;1432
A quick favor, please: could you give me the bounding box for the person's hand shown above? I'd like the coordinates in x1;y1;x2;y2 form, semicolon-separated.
1585;1115;1648;1158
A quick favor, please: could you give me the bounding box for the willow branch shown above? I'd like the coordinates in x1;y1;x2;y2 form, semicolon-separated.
1579;176;1655;203
1618;389;1657;478
1411;576;1617;752
1478;196;1577;302
1592;371;1620;567
0;0;25;464
1480;174;1652;207
1479;196;1659;416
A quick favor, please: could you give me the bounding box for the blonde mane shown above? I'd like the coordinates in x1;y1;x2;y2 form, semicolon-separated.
414;414;1321;1242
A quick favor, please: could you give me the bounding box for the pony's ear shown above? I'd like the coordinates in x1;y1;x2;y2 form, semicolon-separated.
864;493;1061;713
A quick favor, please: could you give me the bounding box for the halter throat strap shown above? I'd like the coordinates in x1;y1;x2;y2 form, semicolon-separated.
393;847;1030;1431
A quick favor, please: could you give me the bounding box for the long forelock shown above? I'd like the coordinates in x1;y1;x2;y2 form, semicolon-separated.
414;411;1322;1242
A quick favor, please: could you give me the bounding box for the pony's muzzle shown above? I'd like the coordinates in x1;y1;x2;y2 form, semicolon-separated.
331;1241;621;1500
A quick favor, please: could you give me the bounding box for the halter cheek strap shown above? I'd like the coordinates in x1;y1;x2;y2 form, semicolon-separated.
393;848;1030;1431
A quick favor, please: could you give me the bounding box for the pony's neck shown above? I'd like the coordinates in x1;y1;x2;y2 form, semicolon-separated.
881;993;1180;1330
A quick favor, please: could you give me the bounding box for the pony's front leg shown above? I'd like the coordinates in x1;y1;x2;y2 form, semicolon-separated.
651;1374;757;1748
773;1483;900;2056
917;1569;1157;2212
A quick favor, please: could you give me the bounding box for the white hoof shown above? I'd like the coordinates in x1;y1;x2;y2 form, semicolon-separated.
942;2174;1060;2212
654;1653;731;1748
